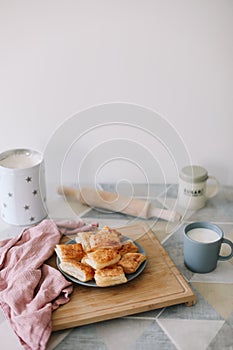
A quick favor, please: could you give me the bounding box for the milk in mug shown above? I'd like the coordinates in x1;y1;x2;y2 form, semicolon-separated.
187;228;219;243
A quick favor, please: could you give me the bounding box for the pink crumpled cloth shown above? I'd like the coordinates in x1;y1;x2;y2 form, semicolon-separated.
0;219;98;350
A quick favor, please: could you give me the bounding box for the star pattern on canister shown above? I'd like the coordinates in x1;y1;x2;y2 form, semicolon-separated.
1;168;46;225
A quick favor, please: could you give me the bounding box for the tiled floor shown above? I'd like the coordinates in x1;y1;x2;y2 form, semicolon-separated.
1;184;233;349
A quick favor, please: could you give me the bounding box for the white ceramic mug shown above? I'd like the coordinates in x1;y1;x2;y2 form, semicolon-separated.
0;148;47;225
178;165;220;210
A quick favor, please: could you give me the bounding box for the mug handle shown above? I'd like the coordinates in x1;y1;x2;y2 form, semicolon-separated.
205;175;220;198
218;238;233;261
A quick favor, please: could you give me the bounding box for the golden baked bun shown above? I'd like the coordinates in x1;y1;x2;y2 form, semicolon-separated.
118;240;139;255
94;265;127;287
55;243;85;261
57;225;147;286
75;231;95;252
59;259;95;282
81;247;121;270
118;253;147;274
89;225;122;250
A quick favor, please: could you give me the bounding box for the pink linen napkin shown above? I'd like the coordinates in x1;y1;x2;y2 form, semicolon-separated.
56;219;98;235
0;219;74;350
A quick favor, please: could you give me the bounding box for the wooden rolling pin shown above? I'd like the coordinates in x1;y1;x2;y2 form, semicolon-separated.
58;186;181;222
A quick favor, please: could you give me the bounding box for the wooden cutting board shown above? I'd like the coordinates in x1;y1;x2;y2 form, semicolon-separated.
50;222;196;331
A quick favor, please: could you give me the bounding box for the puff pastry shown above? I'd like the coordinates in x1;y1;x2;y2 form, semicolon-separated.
98;225;122;238
59;259;95;282
118;240;139;255
89;225;122;250
94;265;127;287
56;225;147;286
81;247;121;269
118;253;147;274
55;243;85;261
75;231;95;252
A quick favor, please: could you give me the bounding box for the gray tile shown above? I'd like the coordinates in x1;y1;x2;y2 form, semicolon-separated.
163;184;178;199
131;320;177;350
226;311;233;328
159;286;223;321
82;207;134;220
126;308;163;319
162;223;194;281
146;198;165;209
100;183;169;199
82;208;167;224
54;324;107;350
188;187;233;223
95;318;155;349
207;321;233;350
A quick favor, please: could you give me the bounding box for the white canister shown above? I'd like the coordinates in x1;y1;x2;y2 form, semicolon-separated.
0;148;47;225
178;165;220;210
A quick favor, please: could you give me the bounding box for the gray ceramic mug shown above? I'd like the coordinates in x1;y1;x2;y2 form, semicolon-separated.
184;222;233;273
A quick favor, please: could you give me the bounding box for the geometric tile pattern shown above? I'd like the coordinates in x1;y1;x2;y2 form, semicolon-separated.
47;330;72;350
96;318;154;350
133;320;177;350
159;286;224;321
207;320;233;350
192;282;233;320
157;319;225;350
53;323;108;350
1;184;233;350
190;261;233;283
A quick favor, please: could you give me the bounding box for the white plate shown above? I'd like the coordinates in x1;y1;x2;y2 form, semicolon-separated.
56;236;147;287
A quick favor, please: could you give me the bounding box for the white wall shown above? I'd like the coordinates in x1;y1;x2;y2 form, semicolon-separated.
0;0;233;186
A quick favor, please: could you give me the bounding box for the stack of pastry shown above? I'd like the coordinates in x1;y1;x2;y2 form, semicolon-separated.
55;226;147;287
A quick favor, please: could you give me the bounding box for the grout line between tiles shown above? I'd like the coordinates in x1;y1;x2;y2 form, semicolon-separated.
156;318;182;350
122;316;157;321
155;307;166;319
48;329;72;350
122;308;166;322
78;207;93;217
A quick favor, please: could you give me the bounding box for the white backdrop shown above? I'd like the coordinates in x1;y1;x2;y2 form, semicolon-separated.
0;0;232;186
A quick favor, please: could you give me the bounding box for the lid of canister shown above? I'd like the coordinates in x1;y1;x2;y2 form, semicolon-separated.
180;165;208;183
